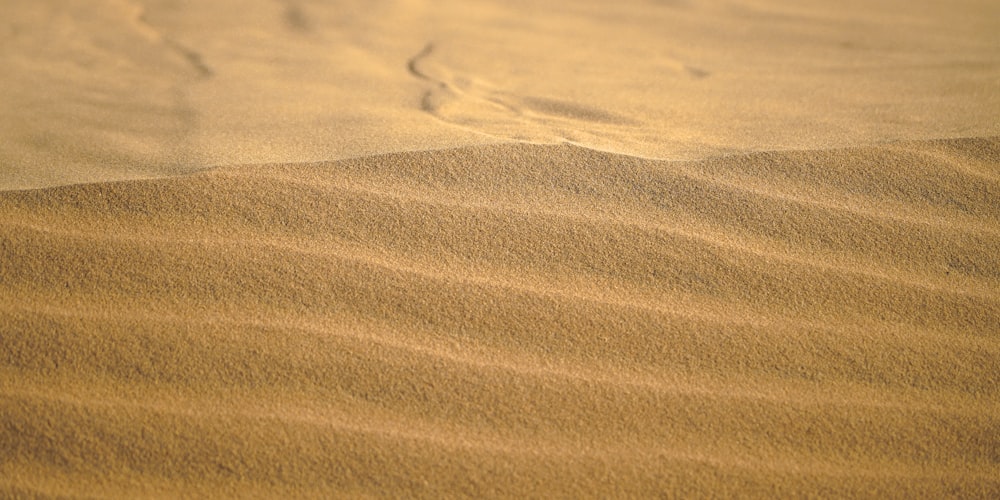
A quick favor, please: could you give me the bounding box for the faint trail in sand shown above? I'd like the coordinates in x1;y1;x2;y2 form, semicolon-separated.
406;43;640;145
125;0;214;79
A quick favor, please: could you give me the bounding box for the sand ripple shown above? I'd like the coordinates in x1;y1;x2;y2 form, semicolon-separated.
2;139;998;497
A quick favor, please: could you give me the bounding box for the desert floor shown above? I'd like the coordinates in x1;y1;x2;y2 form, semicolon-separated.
2;0;999;497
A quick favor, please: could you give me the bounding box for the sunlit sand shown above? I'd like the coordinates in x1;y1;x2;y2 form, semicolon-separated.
2;0;998;497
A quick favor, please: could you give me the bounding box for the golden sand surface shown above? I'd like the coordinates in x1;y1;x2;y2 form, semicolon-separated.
2;0;999;498
3;0;999;189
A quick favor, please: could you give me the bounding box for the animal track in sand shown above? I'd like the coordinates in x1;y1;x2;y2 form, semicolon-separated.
407;43;641;145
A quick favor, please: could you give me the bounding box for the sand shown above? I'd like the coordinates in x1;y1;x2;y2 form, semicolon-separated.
2;0;999;498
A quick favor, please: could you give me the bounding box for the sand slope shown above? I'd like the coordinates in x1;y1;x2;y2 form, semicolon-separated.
2;138;998;497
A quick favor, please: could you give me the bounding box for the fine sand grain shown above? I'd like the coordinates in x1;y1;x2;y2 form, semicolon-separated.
2;0;1000;497
2;139;999;497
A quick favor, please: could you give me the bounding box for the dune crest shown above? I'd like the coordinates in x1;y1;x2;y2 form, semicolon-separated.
2;138;998;497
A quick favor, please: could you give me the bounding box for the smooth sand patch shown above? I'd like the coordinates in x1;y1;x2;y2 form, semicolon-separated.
2;0;999;189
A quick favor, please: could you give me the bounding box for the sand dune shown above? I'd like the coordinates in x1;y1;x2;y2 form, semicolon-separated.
2;138;998;497
3;0;1000;497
